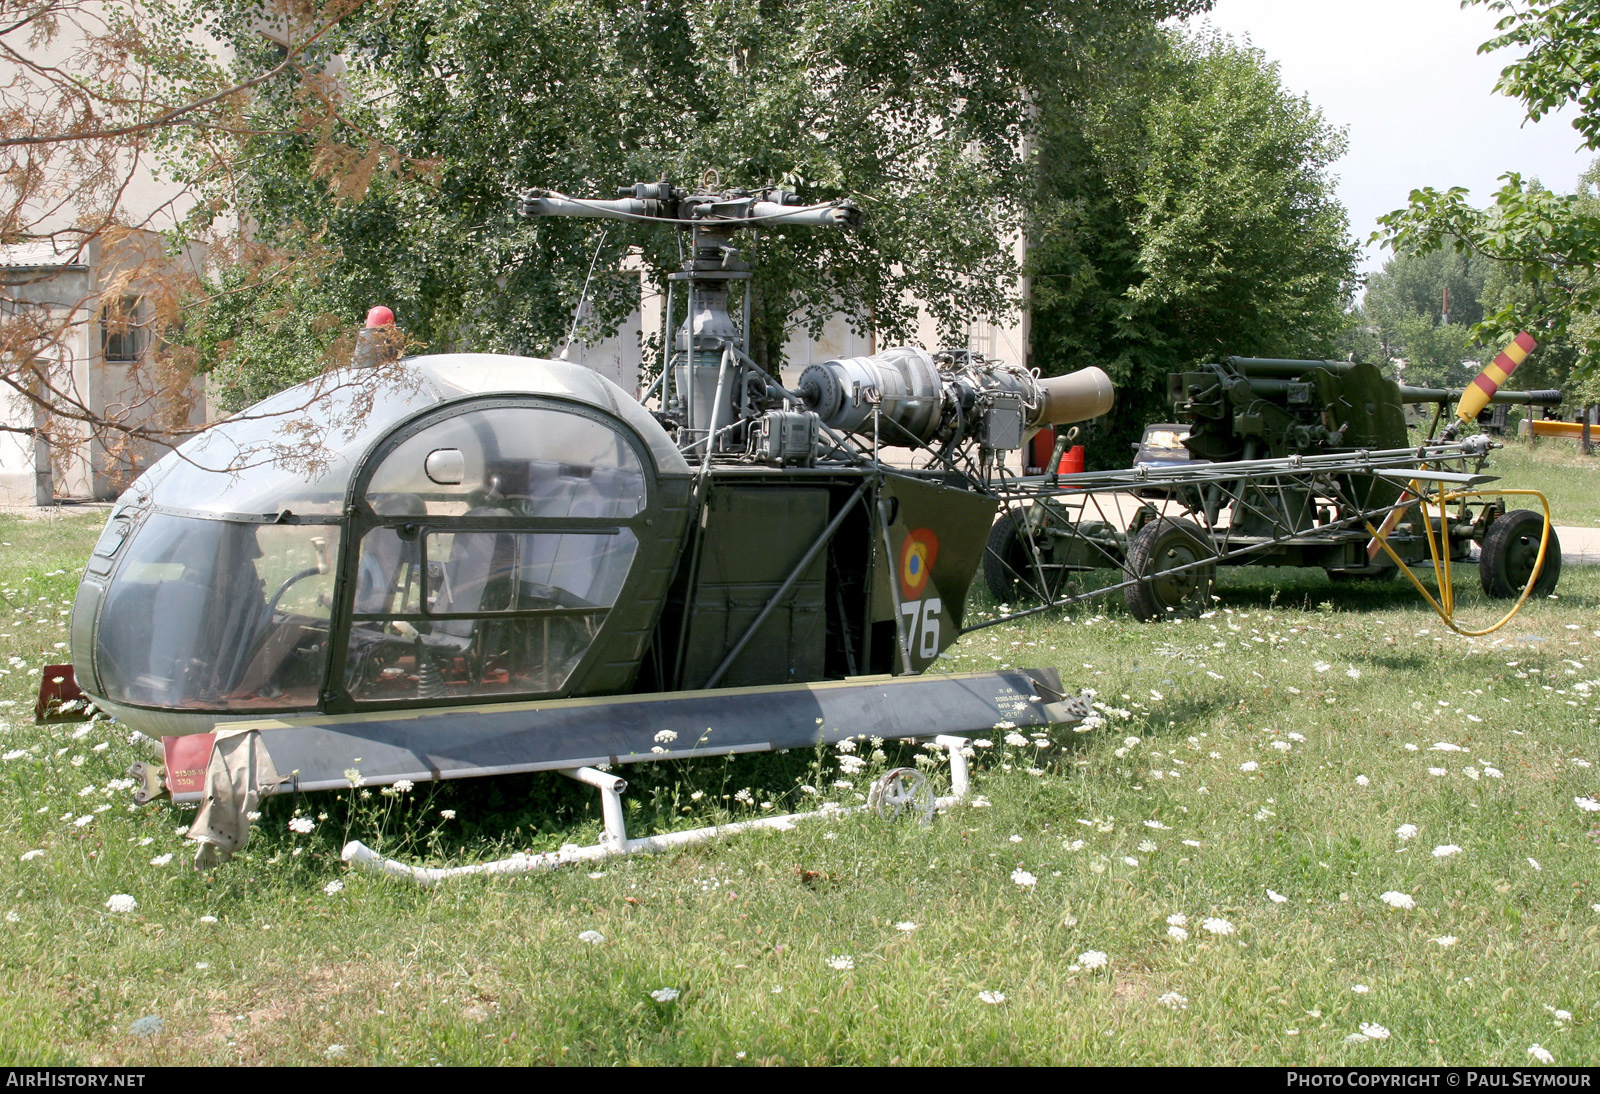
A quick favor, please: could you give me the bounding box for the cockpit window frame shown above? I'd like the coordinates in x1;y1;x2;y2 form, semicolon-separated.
322;393;666;713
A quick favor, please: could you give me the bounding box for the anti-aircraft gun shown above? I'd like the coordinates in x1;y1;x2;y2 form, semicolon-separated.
66;177;1113;877
983;349;1564;620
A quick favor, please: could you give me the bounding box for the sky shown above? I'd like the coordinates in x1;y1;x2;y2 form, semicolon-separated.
1186;0;1594;275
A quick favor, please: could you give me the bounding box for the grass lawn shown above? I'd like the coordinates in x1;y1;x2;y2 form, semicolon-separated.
0;508;1597;1065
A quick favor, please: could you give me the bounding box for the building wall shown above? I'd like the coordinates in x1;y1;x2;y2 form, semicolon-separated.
1;233;207;505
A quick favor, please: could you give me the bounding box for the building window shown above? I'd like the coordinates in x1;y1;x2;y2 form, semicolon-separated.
102;296;142;362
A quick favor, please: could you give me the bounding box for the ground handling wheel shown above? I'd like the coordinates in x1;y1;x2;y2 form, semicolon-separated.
983;511;1068;604
1479;509;1561;600
1123;517;1217;621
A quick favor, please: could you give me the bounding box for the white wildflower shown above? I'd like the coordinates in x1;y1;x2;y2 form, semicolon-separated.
1395;824;1418;841
1574;797;1600;813
19;850;43;861
1528;858;1542;872
1352;984;1370;993
577;930;605;944
1431;935;1458;947
1157;992;1188;1010
1240;761;1259;773
104;894;137;914
149;853;172;867
1201;917;1236;935
1167;925;1189;941
1380;891;1417;910
977;990;1006;1004
1528;1044;1555;1065
826;955;854;971
1359;1022;1390;1040
1077;950;1108;969
650;988;680;1003
1267;889;1288;903
1011;868;1037;888
895;921;918;933
1355;775;1370;787
1166;913;1188;926
323;880;344;895
288;816;315;834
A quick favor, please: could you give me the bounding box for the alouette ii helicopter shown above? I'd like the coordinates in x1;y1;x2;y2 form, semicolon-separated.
67;179;1115;877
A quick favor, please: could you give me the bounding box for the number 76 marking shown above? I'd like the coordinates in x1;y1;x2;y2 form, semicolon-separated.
900;597;943;660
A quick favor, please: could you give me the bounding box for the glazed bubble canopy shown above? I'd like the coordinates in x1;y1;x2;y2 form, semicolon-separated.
137;355;679;518
74;354;688;731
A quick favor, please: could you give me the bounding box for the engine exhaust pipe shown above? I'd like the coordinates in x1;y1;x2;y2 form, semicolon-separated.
1030;367;1115;428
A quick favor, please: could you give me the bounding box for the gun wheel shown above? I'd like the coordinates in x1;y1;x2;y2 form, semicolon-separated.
1124;517;1216;621
869;767;936;825
1479;509;1561;599
983;511;1066;605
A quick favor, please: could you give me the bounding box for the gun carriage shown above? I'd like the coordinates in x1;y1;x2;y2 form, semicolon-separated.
980;355;1563;626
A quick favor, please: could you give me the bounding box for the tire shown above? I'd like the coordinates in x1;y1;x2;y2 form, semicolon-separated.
983;511;1069;605
1123;517;1217;621
1479;509;1561;599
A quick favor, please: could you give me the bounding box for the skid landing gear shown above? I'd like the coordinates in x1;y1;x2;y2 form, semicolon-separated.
344;735;974;885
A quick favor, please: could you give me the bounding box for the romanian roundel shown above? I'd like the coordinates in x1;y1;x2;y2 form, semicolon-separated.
898;528;939;600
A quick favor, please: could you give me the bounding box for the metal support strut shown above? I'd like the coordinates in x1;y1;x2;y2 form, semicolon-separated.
342;736;973;886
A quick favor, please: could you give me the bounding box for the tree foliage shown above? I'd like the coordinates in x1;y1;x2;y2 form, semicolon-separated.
1361;245;1492;388
181;0;1209;397
1375;0;1600;384
1027;30;1359;464
1;0;376;481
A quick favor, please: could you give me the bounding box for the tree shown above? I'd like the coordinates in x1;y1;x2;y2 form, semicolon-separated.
174;0;1210;397
1376;0;1600;382
1027;30;1359;464
1;0;383;497
1361;245;1492;388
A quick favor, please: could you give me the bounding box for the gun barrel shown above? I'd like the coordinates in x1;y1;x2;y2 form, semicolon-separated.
1399;385;1563;408
1226;357;1355;379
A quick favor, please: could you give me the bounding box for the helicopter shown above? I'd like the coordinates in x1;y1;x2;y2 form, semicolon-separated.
67;179;1115;872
